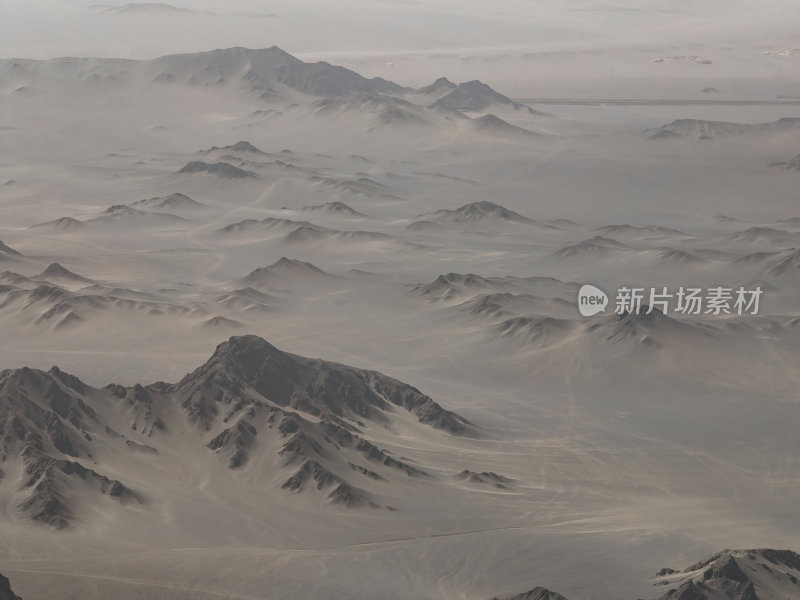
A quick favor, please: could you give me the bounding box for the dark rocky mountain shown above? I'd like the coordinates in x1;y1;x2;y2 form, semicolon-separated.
0;241;22;258
3;46;407;101
203;140;266;155
172;336;472;435
415;272;572;303
29;216;86;231
301;201;366;217
218;217;315;234
311;92;437;130
489;549;800;600
456;470;514;489
1;45;407;101
216;287;279;312
240;257;331;287
552;235;630;258
87;204;187;224
651;549;800;600
0;366;140;528
433;80;540;114
0;282;192;330
0;336;474;527
472;113;541;138
736;248;800;278
149;46;405;98
281;225;390;244
491;588;569;600
648;117;800;140
177;161;257;178
588;306;706;349
33;263;94;285
428;201;535;225
132;192;206;210
419;76;458;95
497;316;574;346
0;571;22;600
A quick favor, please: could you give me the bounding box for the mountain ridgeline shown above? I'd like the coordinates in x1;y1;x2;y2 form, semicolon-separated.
0;335;473;528
1;46;546;137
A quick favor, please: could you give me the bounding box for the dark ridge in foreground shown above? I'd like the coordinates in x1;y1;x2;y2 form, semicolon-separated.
0;241;22;257
0;571;21;600
491;549;800;600
0;335;474;527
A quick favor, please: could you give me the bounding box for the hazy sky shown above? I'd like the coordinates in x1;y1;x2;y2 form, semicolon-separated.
1;1;799;94
2;0;799;59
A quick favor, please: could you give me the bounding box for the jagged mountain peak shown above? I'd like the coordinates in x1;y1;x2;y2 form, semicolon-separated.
432;80;540;114
653;548;800;600
419;76;457;95
34;263;94;284
132;192;205;210
301;201;366;217
491;587;569;600
173;335;472;435
428;201;534;226
0;338;474;527
187;334;288;378
30;216;86;230
177;161;257;178
205;140;265;154
241;257;330;285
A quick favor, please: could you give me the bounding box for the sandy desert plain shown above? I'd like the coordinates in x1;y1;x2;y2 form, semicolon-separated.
1;5;800;599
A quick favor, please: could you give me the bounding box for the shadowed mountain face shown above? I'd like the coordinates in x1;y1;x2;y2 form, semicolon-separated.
148;46;405;98
648;117;800;140
0;572;22;600
433;80;538;113
5;47;548;116
132;192;205;210
204;141;266;155
0;366;139;529
177;161;256;178
419;76;458;95
173;335;471;435
491;588;569;600
428;201;535;226
472;113;540;138
0;241;22;258
491;549;800;600
650;549;800;600
240;257;331;286
0;335;472;527
33;263;94;285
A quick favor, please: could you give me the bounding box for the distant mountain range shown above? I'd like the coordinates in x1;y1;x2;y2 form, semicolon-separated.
0;46;547;135
648;118;800;140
